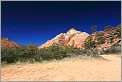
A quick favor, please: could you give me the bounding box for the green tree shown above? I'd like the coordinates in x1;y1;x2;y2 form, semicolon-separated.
84;37;96;49
91;25;97;32
116;24;121;38
1;47;17;63
97;37;105;44
104;25;113;31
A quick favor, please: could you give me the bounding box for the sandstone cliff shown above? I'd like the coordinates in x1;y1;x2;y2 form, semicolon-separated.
39;24;121;51
1;37;19;47
83;24;121;50
38;28;89;49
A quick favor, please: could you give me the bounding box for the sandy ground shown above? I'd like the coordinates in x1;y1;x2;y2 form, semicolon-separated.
1;54;121;81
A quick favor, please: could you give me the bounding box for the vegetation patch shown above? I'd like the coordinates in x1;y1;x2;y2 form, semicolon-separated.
1;44;102;64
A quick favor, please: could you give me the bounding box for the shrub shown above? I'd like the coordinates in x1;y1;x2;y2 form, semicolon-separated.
91;25;97;32
1;43;103;64
96;37;105;44
96;32;104;36
104;25;113;31
1;44;39;63
95;32;105;44
110;37;114;43
104;45;121;54
116;25;121;38
84;37;96;49
1;47;17;63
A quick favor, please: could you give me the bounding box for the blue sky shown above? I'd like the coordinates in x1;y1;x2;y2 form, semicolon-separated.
1;1;121;46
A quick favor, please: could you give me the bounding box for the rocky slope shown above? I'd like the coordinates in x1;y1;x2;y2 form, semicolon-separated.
83;24;121;51
1;37;19;47
39;24;121;50
38;28;89;49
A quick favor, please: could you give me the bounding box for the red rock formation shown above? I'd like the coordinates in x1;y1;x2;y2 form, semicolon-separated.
39;24;121;50
84;24;121;49
38;28;89;49
1;37;19;47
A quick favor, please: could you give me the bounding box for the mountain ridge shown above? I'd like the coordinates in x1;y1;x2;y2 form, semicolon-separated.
1;37;20;47
38;28;89;49
39;24;121;50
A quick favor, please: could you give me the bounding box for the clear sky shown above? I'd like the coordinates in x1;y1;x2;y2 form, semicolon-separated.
1;1;121;46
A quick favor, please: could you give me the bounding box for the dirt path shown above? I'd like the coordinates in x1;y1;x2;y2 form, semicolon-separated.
1;55;121;81
101;55;121;61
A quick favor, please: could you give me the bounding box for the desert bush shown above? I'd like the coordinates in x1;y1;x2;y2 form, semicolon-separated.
104;45;121;54
97;37;105;44
96;32;104;36
95;32;105;44
70;48;99;58
104;25;113;31
37;44;69;60
5;48;20;62
1;43;102;64
116;25;121;38
1;44;39;63
91;25;97;32
84;37;96;49
1;47;17;63
17;44;39;62
110;37;114;43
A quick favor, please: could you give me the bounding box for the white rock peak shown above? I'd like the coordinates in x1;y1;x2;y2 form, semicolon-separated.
38;28;90;49
66;28;80;35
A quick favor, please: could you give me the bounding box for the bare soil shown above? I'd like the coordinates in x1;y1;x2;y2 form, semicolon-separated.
1;54;121;81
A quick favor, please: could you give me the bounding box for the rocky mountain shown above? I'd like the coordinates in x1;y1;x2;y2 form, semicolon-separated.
38;28;89;49
83;24;121;51
1;37;19;47
39;24;121;51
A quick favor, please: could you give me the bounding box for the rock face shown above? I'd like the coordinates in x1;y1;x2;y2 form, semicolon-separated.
39;24;121;50
38;28;89;49
83;24;121;50
1;37;19;47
